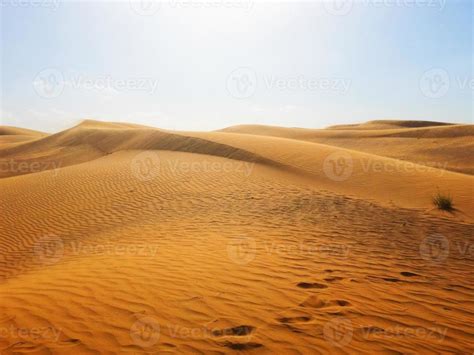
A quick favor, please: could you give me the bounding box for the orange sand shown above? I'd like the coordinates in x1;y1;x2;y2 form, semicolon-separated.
0;120;473;353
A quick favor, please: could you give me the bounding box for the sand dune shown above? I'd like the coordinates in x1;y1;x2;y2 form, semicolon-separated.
0;126;47;151
327;120;455;130
220;122;474;175
0;120;473;354
0;126;46;136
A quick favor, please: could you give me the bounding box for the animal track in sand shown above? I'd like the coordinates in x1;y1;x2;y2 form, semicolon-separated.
220;341;263;350
335;300;351;307
324;276;344;282
212;325;255;337
277;316;312;324
400;271;419;277
297;282;328;289
299;295;351;309
383;277;401;283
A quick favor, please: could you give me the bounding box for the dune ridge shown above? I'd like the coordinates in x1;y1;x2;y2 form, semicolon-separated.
0;121;284;179
327;119;455;130
220;122;474;175
0;126;46;136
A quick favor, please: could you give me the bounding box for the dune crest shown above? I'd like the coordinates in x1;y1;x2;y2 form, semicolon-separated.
327;119;455;130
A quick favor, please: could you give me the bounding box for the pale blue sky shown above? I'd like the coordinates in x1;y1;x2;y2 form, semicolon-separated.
1;0;472;132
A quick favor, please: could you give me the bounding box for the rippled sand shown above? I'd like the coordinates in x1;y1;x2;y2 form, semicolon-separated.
0;120;473;354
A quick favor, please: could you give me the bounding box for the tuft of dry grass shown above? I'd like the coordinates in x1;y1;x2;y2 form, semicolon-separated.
432;192;454;211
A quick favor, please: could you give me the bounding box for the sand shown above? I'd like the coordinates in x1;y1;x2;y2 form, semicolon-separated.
0;120;473;354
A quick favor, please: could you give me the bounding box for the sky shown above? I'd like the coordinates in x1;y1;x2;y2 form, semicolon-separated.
0;0;472;132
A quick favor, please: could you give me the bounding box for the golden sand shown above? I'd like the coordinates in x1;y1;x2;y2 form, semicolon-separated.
0;120;473;353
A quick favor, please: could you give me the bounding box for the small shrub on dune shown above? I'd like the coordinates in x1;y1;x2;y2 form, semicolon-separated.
432;192;454;211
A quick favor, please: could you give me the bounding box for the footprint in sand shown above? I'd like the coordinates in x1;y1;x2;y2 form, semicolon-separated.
383;277;401;282
324;276;344;282
277;316;312;324
297;282;328;289
334;300;351;307
213;325;263;350
220;341;263;350
300;295;351;309
400;271;419;277
212;325;255;337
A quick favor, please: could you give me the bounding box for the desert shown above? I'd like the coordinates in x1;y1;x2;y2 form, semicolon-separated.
0;119;473;354
1;1;473;353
